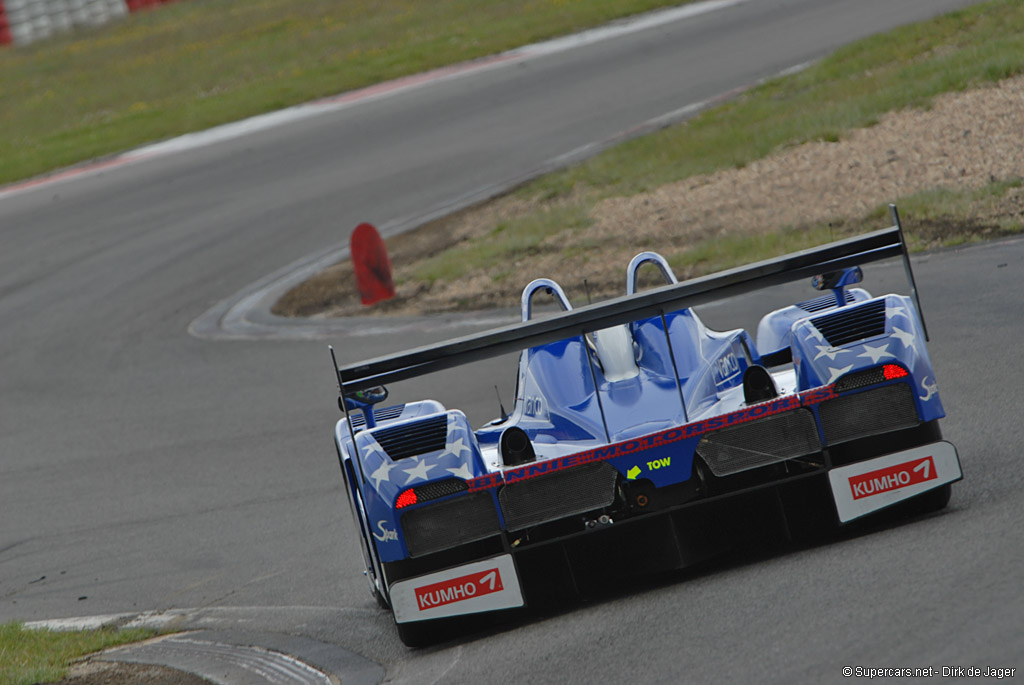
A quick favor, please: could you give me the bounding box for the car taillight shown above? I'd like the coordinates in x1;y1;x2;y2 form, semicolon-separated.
396;489;418;509
883;363;909;380
394;478;469;509
834;364;910;393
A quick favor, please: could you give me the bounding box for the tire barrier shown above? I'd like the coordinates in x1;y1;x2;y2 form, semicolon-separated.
0;0;175;46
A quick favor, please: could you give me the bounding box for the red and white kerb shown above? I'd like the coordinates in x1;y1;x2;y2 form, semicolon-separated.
0;0;179;47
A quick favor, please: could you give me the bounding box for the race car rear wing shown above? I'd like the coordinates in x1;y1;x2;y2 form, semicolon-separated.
335;205;926;393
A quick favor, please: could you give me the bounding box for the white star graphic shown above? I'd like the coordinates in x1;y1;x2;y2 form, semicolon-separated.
806;326;827;344
445;437;471;458
368;459;393;488
889;305;910;321
826;364;854;384
447;463;474;480
814;345;844;361
858;343;894;364
402;460;438;485
891;326;915;348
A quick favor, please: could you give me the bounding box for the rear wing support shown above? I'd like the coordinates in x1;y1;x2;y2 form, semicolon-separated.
889;204;929;341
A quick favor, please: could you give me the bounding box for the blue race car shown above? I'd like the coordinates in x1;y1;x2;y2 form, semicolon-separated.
331;206;961;646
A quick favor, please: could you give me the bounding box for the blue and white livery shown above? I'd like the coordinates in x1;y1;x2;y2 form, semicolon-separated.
329;206;961;646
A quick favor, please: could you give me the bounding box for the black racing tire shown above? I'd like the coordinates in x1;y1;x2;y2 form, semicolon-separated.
372;575;390;610
394;613;474;648
910;482;952;515
395;616;434;648
354;488;390;610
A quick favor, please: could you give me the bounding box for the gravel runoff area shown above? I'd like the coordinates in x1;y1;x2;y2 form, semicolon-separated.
275;74;1024;318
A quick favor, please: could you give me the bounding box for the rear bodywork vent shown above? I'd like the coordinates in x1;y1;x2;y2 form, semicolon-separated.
811;300;886;347
697;409;821;477
819;383;919;444
834;364;908;393
401;492;501;557
372;414;448;460
413;478;469;503
797;291;856;313
347;404;406;430
499;462;618;531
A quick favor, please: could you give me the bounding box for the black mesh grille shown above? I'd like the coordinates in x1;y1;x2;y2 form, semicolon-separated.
401;492;501;558
810;300;886;346
797;291;856;313
414;478;468;503
819;383;919;445
833;365;907;393
498;462;618;531
371;414;447;460
347;404;406;430
697;409;821;477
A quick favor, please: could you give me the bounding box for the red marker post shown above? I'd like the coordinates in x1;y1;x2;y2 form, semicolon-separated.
350;222;395;306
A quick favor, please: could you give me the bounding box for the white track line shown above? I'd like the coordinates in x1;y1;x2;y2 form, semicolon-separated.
189;63;814;340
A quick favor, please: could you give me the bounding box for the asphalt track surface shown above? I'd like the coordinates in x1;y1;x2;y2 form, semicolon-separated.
2;0;1019;682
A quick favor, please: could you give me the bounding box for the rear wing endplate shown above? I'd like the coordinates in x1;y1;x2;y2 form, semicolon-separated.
336;205;926;392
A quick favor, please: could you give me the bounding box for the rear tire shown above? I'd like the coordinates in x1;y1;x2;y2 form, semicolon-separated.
354;488;390;610
910;482;952;515
395;617;433;648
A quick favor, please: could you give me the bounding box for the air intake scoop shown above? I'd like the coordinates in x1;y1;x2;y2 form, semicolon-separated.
743;365;779;404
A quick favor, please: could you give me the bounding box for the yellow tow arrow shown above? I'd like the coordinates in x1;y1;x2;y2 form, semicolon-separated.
626;465;642;480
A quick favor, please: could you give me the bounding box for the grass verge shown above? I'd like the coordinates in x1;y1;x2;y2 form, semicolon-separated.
415;201;595;286
275;168;1024;316
0;0;696;186
522;0;1024;201
668;180;1024;277
0;621;158;685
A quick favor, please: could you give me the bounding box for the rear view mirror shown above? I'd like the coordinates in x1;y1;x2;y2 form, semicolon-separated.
339;385;390;429
342;385;389;411
812;266;863;291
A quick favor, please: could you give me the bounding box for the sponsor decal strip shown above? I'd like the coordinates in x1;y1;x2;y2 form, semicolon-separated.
468;385;835;490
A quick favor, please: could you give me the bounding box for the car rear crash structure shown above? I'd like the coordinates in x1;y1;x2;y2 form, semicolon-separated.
330;206;961;646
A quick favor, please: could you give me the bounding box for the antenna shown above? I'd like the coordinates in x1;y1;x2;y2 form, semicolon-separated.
889;204;929;341
494;385;509;422
583;279;593;305
328;345;342;393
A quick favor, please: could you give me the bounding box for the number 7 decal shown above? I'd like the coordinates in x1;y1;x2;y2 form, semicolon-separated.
914;458;931;479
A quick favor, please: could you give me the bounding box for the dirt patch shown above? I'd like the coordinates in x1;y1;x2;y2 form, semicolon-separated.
275;75;1024;318
43;659;209;685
